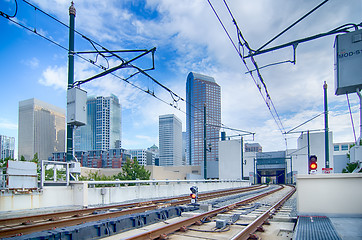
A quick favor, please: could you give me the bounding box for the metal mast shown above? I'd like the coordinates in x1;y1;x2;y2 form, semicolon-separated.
324;81;329;168
66;2;76;162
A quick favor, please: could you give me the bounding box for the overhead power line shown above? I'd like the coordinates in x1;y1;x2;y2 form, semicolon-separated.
207;0;358;150
207;0;287;146
0;0;254;139
255;0;330;53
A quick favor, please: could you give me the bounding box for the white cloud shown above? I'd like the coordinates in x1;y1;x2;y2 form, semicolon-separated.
22;57;39;69
30;0;361;151
38;65;67;90
0;118;18;130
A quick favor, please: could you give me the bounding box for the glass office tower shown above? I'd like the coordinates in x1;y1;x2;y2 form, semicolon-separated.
75;95;121;151
0;135;15;160
186;72;221;169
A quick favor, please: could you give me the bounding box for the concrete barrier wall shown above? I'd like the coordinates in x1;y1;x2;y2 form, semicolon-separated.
297;173;362;217
0;181;250;211
87;181;250;206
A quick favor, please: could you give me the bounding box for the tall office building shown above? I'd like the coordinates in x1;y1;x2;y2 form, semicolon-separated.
159;114;182;166
0;135;15;160
129;149;155;166
182;132;187;165
186;72;221;171
18;98;65;160
245;143;262;153
75;95;121;151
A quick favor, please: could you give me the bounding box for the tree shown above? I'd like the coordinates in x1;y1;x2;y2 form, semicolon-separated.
20;155;26;161
342;162;361;173
79;171;114;181
0;157;13;173
116;157;151;180
31;153;39;164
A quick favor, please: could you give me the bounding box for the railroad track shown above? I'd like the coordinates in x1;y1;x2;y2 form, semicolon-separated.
0;185;267;238
122;185;296;240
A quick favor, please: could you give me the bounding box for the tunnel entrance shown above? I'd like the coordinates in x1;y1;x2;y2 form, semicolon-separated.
255;151;287;184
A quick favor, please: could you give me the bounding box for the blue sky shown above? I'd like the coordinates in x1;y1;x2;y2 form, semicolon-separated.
0;0;361;158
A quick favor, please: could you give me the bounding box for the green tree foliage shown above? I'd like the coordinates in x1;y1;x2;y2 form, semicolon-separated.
79;171;116;187
342;162;361;173
79;171;114;181
115;157;151;180
31;153;39;164
44;167;67;181
0;157;13;173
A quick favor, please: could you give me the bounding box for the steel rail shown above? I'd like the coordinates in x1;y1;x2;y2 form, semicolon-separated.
125;185;285;240
0;185;265;226
0;185;267;238
0;205;159;238
230;185;296;240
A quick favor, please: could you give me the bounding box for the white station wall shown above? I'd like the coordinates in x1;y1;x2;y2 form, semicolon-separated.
219;140;242;180
297;173;362;217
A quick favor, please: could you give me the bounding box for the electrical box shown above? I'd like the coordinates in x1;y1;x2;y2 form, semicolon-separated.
350;145;362;162
215;219;228;229
67;88;87;126
7;160;37;189
334;29;362;95
69;161;81;174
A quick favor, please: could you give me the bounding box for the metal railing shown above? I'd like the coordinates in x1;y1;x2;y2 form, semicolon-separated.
83;179;249;188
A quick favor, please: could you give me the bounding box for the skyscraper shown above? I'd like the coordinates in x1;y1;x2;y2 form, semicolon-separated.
159;114;182;166
75;95;121;151
186;72;221;172
0;135;15;160
18;98;65;160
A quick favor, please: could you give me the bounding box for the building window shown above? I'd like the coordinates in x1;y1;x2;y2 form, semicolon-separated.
341;145;349;151
334;145;340;151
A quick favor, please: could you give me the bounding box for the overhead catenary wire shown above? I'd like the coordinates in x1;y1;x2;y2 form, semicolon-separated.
207;0;287;145
0;0;18;18
0;0;254;139
222;0;287;136
255;0;330;53
284;112;325;134
346;94;357;143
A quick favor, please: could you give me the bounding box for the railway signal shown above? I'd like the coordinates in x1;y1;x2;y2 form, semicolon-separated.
190;186;198;204
308;155;318;174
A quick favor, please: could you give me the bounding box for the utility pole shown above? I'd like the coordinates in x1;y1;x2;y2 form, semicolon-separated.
324;81;329;168
357;89;362;145
66;2;76;162
203;104;207;179
307;130;310;160
241;136;244;180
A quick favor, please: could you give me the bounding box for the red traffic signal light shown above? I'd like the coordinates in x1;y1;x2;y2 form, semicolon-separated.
308;155;318;173
190;193;197;199
310;162;317;170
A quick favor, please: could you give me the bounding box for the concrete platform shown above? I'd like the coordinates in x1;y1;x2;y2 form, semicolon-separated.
330;217;362;240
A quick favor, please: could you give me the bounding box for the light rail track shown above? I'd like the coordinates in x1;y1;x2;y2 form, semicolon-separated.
124;185;296;240
0;185;267;238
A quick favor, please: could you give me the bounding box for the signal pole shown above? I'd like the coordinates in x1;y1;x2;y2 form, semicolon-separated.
324;81;329;168
203;104;207;179
67;2;76;162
